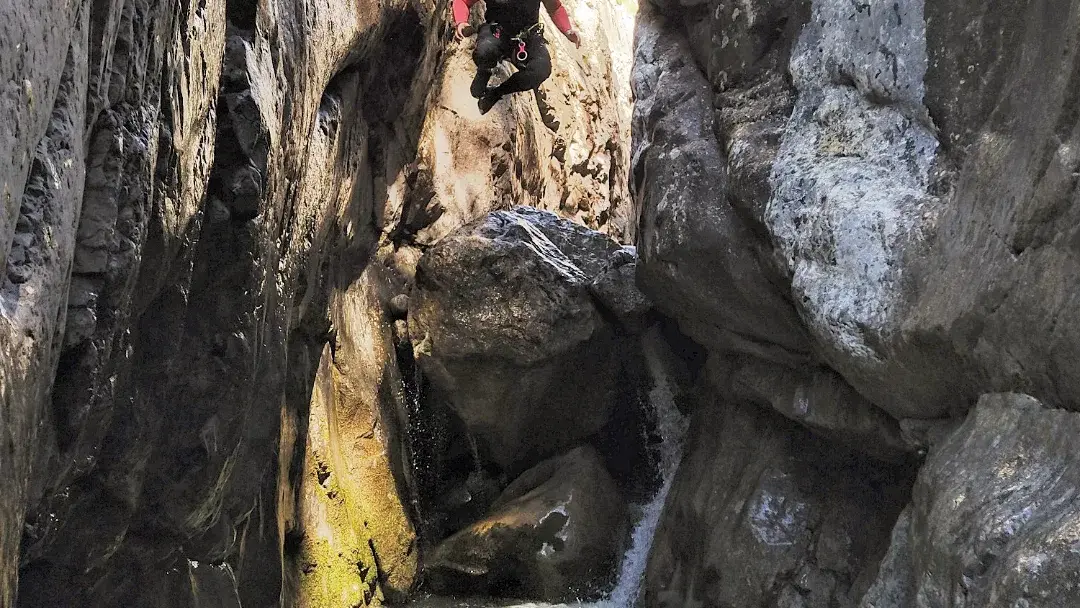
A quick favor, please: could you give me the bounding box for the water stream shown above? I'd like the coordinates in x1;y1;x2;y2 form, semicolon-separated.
411;332;688;608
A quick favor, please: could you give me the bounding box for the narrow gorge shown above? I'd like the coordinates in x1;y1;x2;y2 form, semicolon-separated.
2;0;1079;607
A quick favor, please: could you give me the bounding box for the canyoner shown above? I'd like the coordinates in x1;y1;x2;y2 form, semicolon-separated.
452;0;582;115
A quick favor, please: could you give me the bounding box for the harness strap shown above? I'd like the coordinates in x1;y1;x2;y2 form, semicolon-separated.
489;22;544;62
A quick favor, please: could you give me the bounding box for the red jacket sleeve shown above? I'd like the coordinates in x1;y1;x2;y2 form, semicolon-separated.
547;0;573;34
452;0;477;24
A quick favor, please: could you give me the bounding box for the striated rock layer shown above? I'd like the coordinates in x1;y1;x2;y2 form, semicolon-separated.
1;0;634;604
864;394;1080;608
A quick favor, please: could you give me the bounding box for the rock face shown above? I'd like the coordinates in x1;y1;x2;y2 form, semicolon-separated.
633;0;1080;605
642;394;913;608
717;356;910;462
409;207;626;474
1;0;634;604
279;266;419;607
384;0;638;251
864;394;1080;608
632;13;812;367
424;445;629;602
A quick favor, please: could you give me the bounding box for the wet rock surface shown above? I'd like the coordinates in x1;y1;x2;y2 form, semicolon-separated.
424;445;629;603
643;394;914;608
864;393;1080;608
409;207;625;475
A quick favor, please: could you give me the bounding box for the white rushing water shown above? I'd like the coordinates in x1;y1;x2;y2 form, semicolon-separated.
412;330;689;608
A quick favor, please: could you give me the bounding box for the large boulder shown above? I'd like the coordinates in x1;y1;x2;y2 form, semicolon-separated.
863;393;1080;607
409;207;625;474
764;0;954;420
642;395;912;608
424;445;629;602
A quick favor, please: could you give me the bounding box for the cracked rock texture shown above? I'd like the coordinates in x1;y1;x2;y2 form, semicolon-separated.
634;0;1080;605
408;207;628;475
1;0;634;604
864;394;1080;607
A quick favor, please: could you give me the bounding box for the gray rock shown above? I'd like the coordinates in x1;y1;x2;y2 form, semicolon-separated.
899;0;1080;413
409;207;623;474
766;0;1080;421
863;393;1080;608
642;394;912;608
588;247;653;331
717;356;911;462
632;13;812;366
766;0;945;419
425;445;628;603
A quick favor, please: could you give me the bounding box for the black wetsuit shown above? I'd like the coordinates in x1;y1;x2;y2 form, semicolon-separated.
471;0;553;107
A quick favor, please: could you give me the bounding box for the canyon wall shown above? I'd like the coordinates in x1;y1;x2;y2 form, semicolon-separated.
0;0;634;604
5;0;1080;604
633;0;1080;606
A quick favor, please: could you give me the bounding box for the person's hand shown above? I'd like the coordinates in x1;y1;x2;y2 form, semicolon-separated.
564;29;581;47
454;22;474;40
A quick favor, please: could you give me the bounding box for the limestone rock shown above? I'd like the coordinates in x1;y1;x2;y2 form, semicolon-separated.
2;0;635;603
424;445;629;602
863;394;1080;608
764;0;949;419
632;13;812;367
765;0;1080;420
899;0;1080;414
642;396;912;608
588;246;653;331
383;0;637;245
409;207;623;474
717;356;911;462
279;266;419;607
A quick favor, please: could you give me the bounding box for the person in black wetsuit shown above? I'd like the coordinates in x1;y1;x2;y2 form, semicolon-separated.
452;0;581;114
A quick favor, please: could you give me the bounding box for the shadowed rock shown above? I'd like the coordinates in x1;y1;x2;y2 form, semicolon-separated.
643;394;914;608
409;207;624;475
425;445;629;602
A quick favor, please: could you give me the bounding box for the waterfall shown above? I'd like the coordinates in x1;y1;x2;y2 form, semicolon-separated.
599;331;688;607
408;329;689;608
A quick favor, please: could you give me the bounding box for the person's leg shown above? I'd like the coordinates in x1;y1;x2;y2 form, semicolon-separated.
478;38;551;114
471;24;506;98
494;38;552;94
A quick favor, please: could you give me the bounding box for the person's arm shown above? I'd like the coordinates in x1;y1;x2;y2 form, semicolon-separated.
452;0;478;24
452;0;478;39
542;0;581;46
